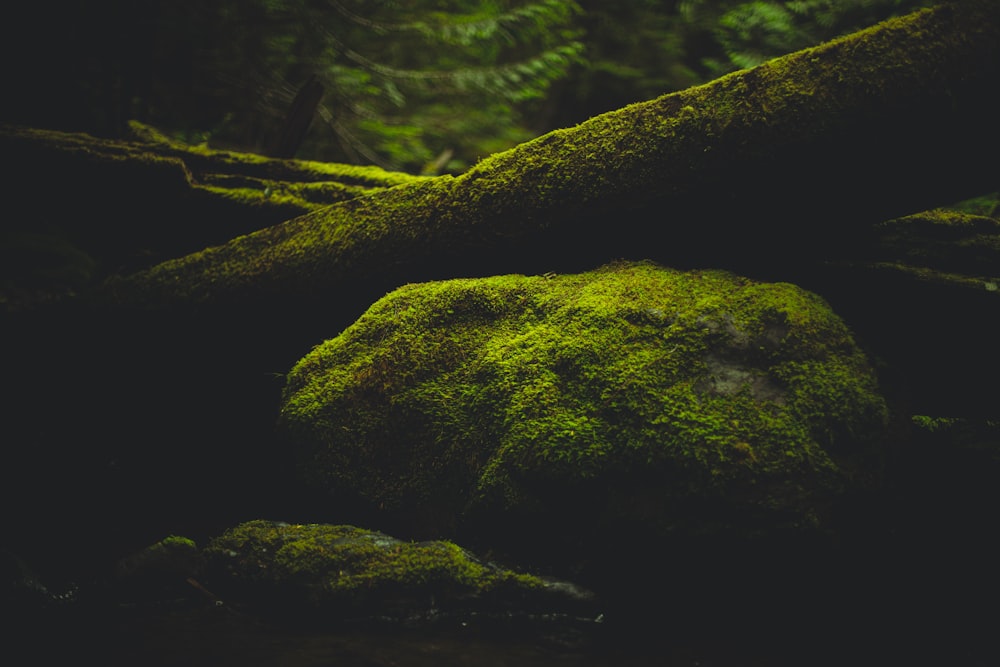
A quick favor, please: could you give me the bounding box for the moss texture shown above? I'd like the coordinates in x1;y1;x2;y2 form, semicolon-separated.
200;519;587;619
124;121;425;189
101;1;1000;311
0;122;428;309
867;209;1000;286
2;122;422;217
279;262;887;553
113;535;200;583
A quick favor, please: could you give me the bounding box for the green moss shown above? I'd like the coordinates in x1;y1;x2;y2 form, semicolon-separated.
202;520;545;611
280;261;887;542
111;174;460;305
160;535;197;550
2;122;447;309
114;535;199;581
911;415;957;433
126;120;431;189
869;210;1000;281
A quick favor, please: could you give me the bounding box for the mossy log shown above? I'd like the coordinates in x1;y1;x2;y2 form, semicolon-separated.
97;1;1000;315
0;122;429;300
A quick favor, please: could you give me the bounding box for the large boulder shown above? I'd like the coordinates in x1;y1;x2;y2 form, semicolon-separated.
279;261;888;573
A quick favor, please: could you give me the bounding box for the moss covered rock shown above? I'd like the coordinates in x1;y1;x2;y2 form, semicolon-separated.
279;261;887;565
109;535;201;605
201;520;594;622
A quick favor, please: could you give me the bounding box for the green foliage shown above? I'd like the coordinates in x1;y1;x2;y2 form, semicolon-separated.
716;1;807;69
181;0;584;173
542;0;705;128
541;0;935;129
4;1;947;176
679;0;935;77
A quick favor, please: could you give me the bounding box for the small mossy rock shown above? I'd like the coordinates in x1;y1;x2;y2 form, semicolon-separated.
114;535;200;580
111;536;200;604
200;520;595;622
279;261;887;564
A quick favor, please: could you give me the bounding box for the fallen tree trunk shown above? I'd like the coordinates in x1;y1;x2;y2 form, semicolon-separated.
99;0;1000;314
